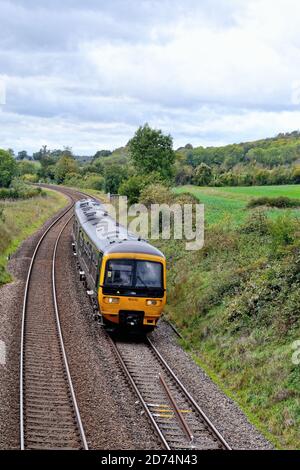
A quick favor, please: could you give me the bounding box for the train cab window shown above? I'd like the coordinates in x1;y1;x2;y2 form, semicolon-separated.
136;261;162;288
105;260;133;286
104;259;163;291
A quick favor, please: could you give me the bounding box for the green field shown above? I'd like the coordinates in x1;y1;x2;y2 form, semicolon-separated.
0;189;68;285
175;184;300;224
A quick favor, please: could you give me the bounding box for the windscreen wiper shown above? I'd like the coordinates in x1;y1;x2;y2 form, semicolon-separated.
136;275;149;288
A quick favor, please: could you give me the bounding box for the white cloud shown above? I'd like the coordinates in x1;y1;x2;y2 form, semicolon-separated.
0;0;300;153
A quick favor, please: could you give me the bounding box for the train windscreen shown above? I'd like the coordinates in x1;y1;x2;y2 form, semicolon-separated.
104;259;163;293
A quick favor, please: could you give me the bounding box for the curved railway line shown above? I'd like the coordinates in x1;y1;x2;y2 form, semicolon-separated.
19;188;88;450
107;333;232;450
18;184;232;451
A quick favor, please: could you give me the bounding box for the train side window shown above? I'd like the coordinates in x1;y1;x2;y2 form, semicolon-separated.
79;230;83;246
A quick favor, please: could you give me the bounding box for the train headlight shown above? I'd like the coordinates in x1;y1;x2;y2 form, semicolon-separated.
104;297;120;304
146;300;158;306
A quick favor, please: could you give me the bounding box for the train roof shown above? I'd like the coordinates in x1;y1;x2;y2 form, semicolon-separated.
74;199;165;258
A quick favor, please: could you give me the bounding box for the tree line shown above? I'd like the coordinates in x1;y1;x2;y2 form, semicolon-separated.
1;128;300;201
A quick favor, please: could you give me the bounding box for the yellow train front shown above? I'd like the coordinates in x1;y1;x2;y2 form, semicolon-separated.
73;199;166;331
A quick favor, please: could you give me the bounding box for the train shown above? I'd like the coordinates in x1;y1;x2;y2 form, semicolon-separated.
72;198;166;331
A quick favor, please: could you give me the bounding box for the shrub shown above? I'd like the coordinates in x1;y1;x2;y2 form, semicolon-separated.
0;149;17;187
247;196;300;209
104;164;129;194
0;179;43;200
268;215;297;249
83;174;105;191
119;172;166;205
119;175;147;205
227;246;300;333
63;172;82;187
174;192;200;205
139;183;173;207
240;210;269;235
193;163;212;186
22;173;39;183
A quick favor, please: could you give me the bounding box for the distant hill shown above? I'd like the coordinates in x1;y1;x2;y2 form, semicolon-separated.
176;131;300;170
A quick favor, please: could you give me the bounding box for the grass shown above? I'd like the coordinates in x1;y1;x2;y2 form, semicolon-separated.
154;184;300;449
0;189;68;285
175;184;300;225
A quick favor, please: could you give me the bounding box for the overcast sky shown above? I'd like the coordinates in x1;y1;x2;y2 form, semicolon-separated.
1;0;300;154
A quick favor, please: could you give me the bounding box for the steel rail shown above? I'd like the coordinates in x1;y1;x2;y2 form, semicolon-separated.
52;215;89;450
20;198;74;449
147;337;232;450
106;334;171;450
159;373;194;444
19;188;88;450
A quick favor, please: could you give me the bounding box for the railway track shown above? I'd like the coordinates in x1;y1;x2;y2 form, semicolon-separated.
19;189;88;450
19;184;231;450
107;333;232;450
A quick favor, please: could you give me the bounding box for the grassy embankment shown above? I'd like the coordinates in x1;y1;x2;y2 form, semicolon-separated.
153;184;300;449
0;189;68;286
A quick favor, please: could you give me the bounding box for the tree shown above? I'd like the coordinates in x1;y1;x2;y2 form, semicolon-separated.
33;145;50;161
128;124;175;180
17;160;37;176
104;164;128;194
175;165;193;185
93;150;112;160
17;150;28;160
62;146;73;158
292;165;300;184
193;163;212;186
0;149;17;187
54;154;79;183
119;172;165;204
119;175;147;205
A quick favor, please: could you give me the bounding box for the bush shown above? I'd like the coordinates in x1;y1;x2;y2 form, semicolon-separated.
174;192;200;205
247;196;300;209
104;164;128;194
227;245;300;333
240;210;269;235
0;149;17;187
119;175;148;205
17;160;38;176
22;173;39;183
119;172;166;205
63;172;82;187
193;163;212;186
139;183;173;207
83;174;105;191
268;215;297;249
0;179;43;200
